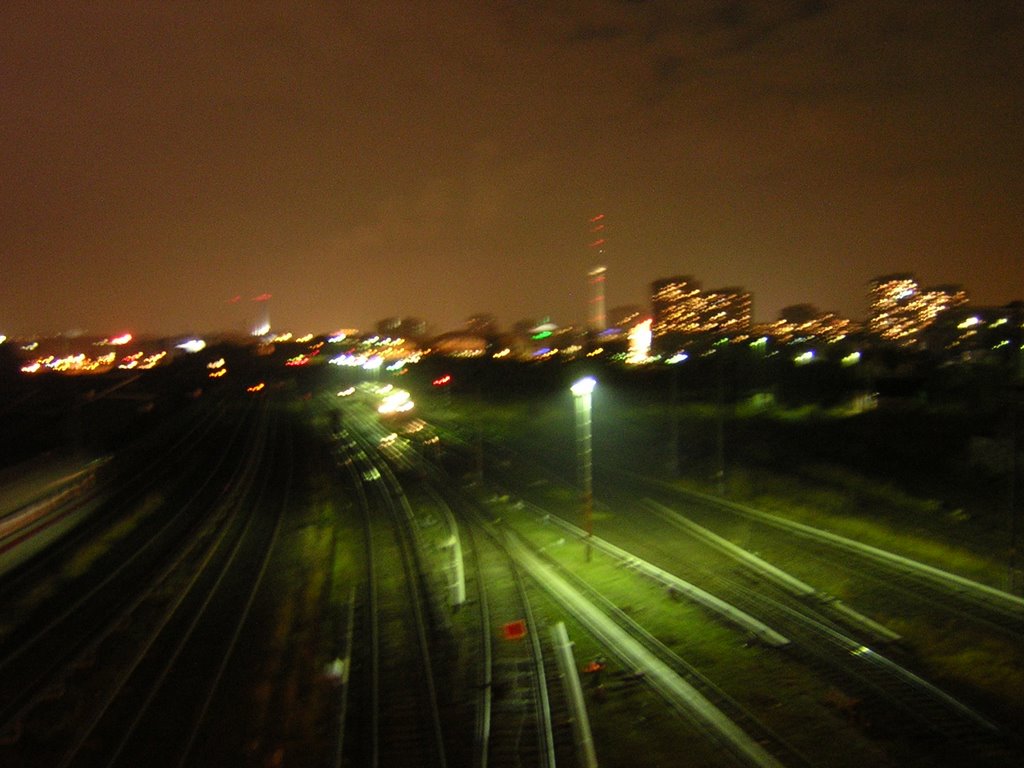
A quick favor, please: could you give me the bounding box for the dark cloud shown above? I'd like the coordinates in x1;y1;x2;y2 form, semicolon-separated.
568;23;628;42
705;0;831;52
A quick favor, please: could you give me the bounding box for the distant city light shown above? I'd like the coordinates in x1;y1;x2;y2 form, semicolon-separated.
626;319;652;364
137;351;166;370
841;351;861;366
329;353;362;367
378;389;414;414
20;348;124;375
795;350;815;365
666;352;688;365
177;339;206;353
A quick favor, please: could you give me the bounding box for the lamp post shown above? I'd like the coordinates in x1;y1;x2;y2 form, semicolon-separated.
571;376;597;561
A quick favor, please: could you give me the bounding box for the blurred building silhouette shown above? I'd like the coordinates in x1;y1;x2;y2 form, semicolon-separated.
650;276;751;347
376;316;428;341
868;274;967;346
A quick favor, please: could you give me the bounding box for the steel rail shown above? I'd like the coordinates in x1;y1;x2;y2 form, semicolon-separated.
0;399;258;742
174;413;292;767
343;420;448;768
457;493;556;768
66;401;277;768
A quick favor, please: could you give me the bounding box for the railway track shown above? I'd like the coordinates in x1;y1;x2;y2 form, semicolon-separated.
517;487;1013;766
634;475;1024;638
712;576;1005;762
336;423;449;768
67;403;288;768
330;392;582;768
501;514;813;768
311;387;1021;766
464;422;1024;639
0;395;230;591
426;476;569;768
0;399;285;767
400;410;808;767
436;425;1022;765
0;400;255;735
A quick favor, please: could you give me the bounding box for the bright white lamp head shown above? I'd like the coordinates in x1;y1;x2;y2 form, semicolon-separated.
570;376;597;396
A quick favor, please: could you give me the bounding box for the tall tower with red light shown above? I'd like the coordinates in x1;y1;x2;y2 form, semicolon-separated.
251;292;272;336
588;214;607;333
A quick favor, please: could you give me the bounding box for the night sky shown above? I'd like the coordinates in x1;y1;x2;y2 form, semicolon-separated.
2;1;1022;337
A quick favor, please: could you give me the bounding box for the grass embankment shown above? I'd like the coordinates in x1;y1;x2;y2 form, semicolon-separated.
485;496;910;768
687;466;1006;588
427;391;1024;742
437;391;1017;592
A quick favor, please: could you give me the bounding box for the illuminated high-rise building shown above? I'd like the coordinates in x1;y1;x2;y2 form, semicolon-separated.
650;276;752;348
921;284;969;323
869;274;967;345
759;304;855;343
651;276;703;337
699;287;752;337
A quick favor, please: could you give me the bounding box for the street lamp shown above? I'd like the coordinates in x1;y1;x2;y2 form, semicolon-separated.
571;376;597;561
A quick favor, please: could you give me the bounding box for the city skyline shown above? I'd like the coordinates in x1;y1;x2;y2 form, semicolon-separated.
2;265;1007;345
2;2;1022;337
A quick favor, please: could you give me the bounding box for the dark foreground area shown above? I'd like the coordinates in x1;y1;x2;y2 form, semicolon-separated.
1;349;1022;767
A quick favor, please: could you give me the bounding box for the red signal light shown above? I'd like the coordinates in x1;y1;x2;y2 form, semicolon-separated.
502;620;527;641
432;374;452;387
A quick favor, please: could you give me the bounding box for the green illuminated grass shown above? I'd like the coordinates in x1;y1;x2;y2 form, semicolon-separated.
489;500;915;767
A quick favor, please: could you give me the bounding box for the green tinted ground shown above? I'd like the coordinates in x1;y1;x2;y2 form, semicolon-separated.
431;391;1017;591
421;387;1024;756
